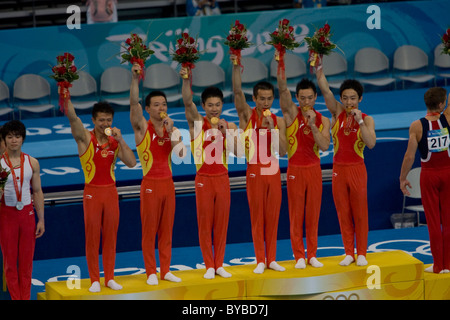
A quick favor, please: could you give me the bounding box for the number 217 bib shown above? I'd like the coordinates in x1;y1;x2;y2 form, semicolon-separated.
427;127;449;152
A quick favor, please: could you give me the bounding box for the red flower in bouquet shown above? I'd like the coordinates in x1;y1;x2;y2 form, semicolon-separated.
50;52;80;114
171;32;200;79
0;167;10;192
266;19;299;79
224;20;252;67
304;23;338;70
441;28;450;55
121;33;154;81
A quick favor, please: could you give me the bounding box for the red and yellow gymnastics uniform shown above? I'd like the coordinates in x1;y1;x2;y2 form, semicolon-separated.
79;131;120;285
331;111;368;257
0;153;35;300
191;117;230;270
286;108;324;261
243;108;281;265
418;114;450;273
136;121;175;279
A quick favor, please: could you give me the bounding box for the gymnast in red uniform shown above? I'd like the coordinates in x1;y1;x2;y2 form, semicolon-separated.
0;120;45;300
181;67;239;279
231;54;288;274
64;93;136;293
276;52;331;269
130;63;186;285
400;87;450;274
316;57;376;267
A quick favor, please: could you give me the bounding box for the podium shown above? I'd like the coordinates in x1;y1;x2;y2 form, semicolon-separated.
38;250;450;300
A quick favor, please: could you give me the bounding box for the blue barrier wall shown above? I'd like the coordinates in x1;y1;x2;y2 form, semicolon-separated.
35;139;421;260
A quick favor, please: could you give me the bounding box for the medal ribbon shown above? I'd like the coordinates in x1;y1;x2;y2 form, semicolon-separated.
3;152;24;206
92;131;111;151
344;112;354;134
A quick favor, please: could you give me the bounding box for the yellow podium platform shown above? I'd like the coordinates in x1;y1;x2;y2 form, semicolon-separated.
423;264;450;300
39;250;439;300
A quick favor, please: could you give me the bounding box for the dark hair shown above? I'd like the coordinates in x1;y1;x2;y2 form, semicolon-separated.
253;81;274;98
145;90;167;107
424;87;447;111
201;86;223;104
296;78;317;95
1;120;26;142
92;101;114;119
339;79;364;98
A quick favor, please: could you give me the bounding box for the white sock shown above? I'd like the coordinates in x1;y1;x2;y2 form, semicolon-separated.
89;281;101;293
253;262;266;274
269;261;285;272
339;255;355;266
107;279;123;290
295;258;306;269
443;269;450;273
164;272;181;283
204;268;215;280
356;255;368;266
309;257;323;268
424;265;434;273
216;267;232;278
147;274;158;285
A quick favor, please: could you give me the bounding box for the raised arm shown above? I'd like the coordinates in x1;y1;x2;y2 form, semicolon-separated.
231;54;252;127
130;63;148;143
276;53;298;126
181;67;203;131
65;89;91;154
315;57;342;118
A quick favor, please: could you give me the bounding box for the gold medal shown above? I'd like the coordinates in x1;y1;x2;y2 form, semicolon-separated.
104;127;112;136
263;109;271;117
160;112;168;119
211;117;219;125
301;105;312;113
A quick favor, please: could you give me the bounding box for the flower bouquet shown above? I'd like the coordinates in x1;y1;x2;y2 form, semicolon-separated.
224;20;251;68
304;23;337;71
0;167;10;200
50;52;79;114
441;28;450;55
121;33;154;81
266;19;299;79
171;32;200;79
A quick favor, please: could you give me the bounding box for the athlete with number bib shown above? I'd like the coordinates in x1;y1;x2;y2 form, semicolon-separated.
400;87;450;274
